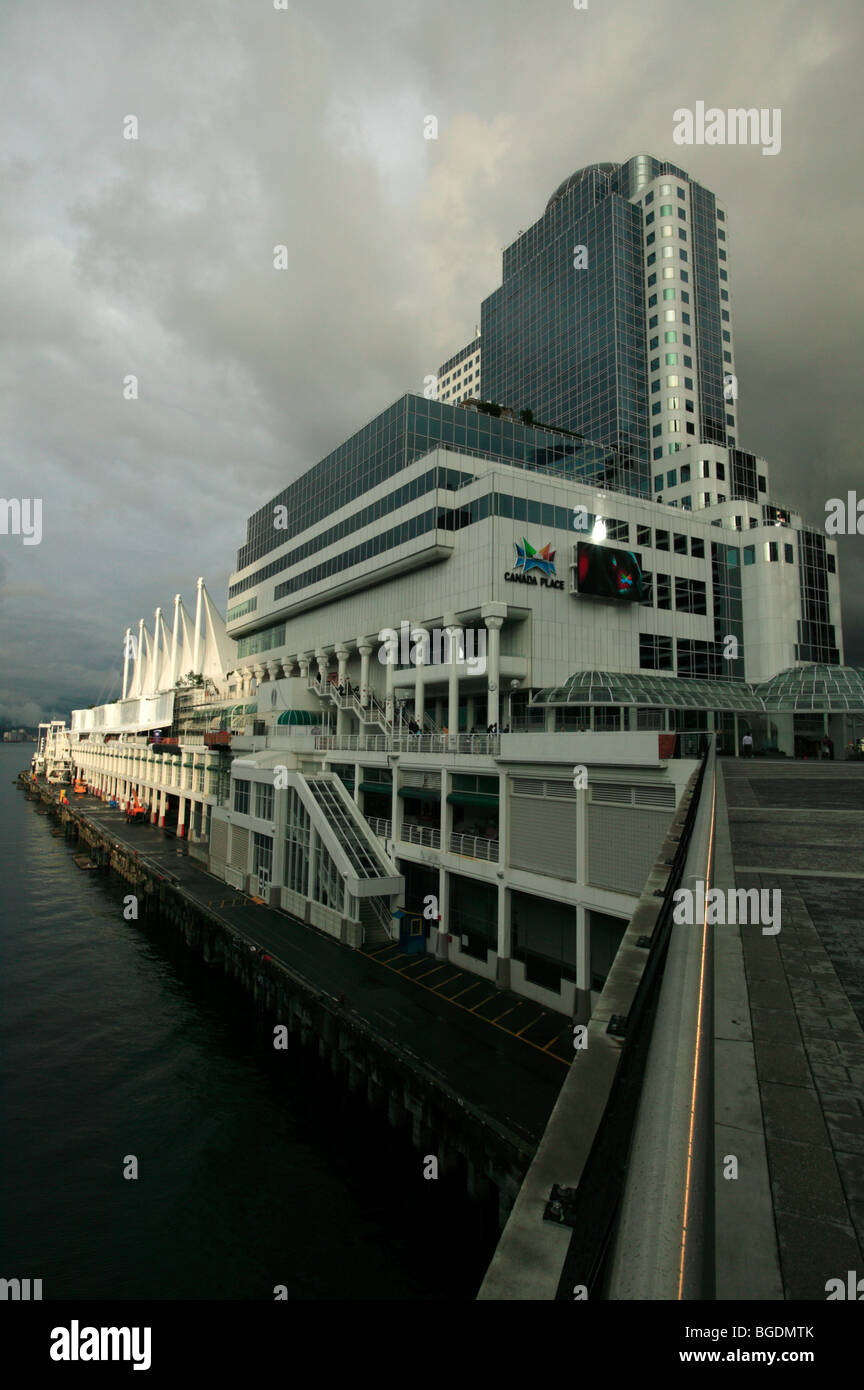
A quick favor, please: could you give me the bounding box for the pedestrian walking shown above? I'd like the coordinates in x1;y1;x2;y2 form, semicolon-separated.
741;732;754;759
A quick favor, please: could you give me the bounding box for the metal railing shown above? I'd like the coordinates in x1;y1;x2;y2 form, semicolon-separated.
449;831;499;861
552;736;716;1301
314;731;501;756
400;822;441;849
366;816;392;839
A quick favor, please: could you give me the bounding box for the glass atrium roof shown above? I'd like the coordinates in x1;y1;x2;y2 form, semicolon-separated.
531;666;864;714
753;665;864;712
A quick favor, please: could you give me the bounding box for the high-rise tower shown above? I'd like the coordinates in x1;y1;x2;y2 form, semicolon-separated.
480;155;738;498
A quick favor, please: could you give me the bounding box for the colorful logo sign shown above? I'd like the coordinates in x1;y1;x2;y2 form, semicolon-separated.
513;538;556;577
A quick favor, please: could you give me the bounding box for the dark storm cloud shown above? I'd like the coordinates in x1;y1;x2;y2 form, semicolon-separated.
1;0;861;721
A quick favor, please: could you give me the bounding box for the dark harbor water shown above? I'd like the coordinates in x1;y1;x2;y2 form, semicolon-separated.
0;745;498;1300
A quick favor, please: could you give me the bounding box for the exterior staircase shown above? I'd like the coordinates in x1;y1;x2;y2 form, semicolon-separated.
307;675;392;733
359;895;395;945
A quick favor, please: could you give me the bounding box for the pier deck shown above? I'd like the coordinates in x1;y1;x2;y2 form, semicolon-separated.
46;790;567;1151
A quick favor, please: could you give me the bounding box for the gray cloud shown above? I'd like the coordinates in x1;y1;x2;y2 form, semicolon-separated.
1;0;862;723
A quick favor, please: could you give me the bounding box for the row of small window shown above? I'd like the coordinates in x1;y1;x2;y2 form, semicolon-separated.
743;543;795;565
644;185;687;205
648;288;690;308
656;461;727;490
646;226;688;245
636;525;705;556
645;204;688;226
233;779;275;819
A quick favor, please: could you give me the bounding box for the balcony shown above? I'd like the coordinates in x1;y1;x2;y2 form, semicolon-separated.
366;816;392;839
449;831;499;862
399;821;441;849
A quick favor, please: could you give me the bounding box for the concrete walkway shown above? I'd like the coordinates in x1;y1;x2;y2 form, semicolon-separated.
722;759;864;1299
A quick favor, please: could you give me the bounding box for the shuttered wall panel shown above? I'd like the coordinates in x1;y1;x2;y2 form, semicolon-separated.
210;819;228;868
587;804;671;895
510;797;579;880
229;825;249;871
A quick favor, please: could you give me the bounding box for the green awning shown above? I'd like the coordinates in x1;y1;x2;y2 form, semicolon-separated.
276;709;321;726
398;786;441;802
446;791;500;807
359;781;392;795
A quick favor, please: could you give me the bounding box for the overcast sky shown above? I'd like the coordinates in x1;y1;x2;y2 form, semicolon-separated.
1;0;862;724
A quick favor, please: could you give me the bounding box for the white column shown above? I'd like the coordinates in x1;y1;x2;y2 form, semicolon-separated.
358;642;372;708
446;620;462;736
336;645;349;737
412;628;428;727
484;615;503;729
385;651;395;727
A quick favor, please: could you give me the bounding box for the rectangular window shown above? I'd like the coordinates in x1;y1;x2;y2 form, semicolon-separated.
675;577;707;614
674;532;688;555
758;475;767;492
681;464;691;483
648;293;658;306
664;331;677;343
647;272;657;286
645;210;655;225
827;553;836;573
784;544;794;564
691;535;704;557
663;288;675;300
233;779;250;815
647;252;656;266
651;358;659;371
668;396;680;409
665;353;678;364
743;545;755;565
662;267;674;278
637;524;652;546
664;309;676;322
656;573;671;609
650;336;659;349
681;495;692;510
639;634;673;670
654;475;664;492
651;379;661;394
655;529;669;551
646;232;656;246
680;270;689;282
255;782;274;820
766;541;779;562
666;469;677;488
678;206;687;219
660;204;673;215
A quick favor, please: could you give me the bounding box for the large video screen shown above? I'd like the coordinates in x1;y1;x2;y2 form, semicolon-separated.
576;542;644;602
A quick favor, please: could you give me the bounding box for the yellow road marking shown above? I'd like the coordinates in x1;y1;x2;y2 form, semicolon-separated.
489;1006;515;1024
516;1012;546;1037
469;994;496;1013
353;952;570;1067
413;964;449;983
449;981;487;1002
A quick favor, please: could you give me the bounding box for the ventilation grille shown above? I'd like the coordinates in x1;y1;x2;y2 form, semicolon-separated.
590;782;676;809
511;777;581;800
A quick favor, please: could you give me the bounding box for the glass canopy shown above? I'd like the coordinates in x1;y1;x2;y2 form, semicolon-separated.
530;666;864;714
